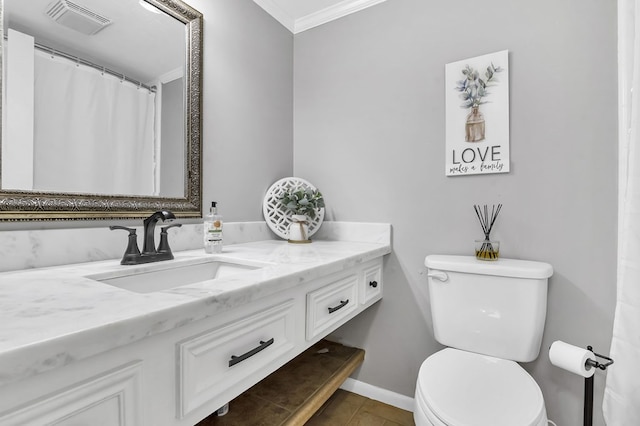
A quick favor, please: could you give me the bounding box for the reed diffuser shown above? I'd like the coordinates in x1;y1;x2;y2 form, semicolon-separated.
473;204;502;260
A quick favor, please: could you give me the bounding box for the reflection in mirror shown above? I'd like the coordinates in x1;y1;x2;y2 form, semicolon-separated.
0;0;203;220
4;0;184;197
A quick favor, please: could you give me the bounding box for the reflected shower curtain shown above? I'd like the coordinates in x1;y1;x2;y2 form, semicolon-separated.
603;1;640;424
32;50;156;196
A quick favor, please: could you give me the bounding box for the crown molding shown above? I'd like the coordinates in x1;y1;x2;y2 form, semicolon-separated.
294;0;388;33
254;0;388;34
253;0;295;32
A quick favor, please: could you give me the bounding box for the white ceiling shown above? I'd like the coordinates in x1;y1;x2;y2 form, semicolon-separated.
5;0;185;83
253;0;388;34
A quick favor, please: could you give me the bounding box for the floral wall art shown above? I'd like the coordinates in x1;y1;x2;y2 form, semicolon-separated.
445;50;509;176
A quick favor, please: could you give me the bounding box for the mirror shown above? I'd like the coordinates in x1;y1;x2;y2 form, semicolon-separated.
0;0;202;220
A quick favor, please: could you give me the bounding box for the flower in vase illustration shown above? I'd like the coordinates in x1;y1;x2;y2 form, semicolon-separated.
455;63;503;142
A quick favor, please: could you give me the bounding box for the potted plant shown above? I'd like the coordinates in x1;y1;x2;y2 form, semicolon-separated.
455;63;503;142
279;188;325;243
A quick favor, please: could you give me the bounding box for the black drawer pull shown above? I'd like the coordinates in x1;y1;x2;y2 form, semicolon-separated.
369;280;378;288
229;338;274;367
328;299;349;314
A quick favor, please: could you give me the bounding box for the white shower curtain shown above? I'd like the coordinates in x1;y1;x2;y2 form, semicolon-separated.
603;1;640;424
32;50;156;196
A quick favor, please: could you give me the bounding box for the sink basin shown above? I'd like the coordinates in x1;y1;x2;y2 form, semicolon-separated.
87;258;266;294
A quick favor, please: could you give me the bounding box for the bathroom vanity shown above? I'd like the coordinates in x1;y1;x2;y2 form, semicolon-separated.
0;225;390;425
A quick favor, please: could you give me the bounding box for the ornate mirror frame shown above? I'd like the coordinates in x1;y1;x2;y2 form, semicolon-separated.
0;0;203;221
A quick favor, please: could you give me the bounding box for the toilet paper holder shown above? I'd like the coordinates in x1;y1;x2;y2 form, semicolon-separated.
583;345;614;426
584;345;614;371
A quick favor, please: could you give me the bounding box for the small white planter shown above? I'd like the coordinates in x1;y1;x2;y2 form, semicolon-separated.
288;215;311;243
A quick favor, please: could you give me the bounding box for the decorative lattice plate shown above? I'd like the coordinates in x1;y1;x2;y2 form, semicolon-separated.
263;177;325;240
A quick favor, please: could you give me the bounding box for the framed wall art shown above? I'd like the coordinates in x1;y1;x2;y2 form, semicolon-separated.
445;50;509;176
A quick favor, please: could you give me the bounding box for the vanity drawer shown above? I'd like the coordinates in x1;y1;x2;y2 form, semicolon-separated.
306;274;358;341
361;261;383;305
177;300;296;418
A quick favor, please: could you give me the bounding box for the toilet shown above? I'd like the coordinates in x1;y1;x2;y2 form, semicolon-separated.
414;255;553;426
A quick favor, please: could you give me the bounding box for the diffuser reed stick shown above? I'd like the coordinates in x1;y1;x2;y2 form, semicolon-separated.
473;204;502;260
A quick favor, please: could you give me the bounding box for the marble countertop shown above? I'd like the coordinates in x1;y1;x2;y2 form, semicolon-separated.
0;229;391;386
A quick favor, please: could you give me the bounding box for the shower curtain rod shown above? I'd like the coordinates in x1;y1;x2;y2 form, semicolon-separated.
36;42;157;93
4;36;157;92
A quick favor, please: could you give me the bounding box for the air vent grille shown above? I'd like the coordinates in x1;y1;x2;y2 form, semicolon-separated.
45;0;112;35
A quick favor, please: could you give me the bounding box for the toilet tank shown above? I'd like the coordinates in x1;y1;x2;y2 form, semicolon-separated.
425;255;553;362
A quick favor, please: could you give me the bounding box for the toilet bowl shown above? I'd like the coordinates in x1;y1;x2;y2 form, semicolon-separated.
416;255;554;426
414;348;547;426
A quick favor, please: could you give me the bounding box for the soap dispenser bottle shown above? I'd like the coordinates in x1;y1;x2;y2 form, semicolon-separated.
204;201;223;253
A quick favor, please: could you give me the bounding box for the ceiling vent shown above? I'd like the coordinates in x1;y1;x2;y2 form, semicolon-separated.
45;0;112;35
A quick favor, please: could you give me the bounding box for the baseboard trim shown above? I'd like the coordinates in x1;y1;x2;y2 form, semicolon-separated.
339;378;415;412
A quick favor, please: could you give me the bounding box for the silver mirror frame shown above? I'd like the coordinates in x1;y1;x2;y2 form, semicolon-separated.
0;0;203;221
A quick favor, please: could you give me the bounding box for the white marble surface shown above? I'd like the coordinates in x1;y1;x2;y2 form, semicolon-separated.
0;222;391;385
0;221;278;273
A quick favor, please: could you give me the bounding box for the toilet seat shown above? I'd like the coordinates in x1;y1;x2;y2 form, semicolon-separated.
415;348;547;426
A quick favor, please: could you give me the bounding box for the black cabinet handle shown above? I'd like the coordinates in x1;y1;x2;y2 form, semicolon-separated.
229;338;274;367
328;299;349;314
369;280;378;288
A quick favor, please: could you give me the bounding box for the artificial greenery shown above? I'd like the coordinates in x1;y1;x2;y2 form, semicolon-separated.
279;188;325;219
455;63;503;109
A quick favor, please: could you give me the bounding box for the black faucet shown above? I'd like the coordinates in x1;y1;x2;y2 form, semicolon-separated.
142;210;176;254
110;210;180;265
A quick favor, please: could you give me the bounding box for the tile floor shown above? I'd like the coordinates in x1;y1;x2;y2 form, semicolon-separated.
306;389;415;426
200;389;415;426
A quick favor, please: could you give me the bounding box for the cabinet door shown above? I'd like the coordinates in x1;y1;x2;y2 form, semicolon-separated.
177;299;296;418
0;362;142;426
306;274;358;341
361;261;383;305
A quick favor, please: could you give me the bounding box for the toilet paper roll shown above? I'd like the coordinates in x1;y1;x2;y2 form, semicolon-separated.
549;340;596;378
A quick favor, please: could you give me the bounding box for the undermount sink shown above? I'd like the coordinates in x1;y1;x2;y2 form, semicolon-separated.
87;258;267;294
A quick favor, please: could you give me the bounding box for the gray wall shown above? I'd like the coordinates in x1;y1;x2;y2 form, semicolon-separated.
189;0;293;221
293;0;618;425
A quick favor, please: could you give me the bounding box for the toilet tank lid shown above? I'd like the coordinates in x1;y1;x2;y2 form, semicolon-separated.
425;255;553;279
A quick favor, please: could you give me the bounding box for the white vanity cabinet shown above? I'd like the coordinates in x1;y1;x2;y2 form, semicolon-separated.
0;255;384;426
177;299;298;419
0;361;144;425
361;260;383;305
175;257;384;425
306;273;359;340
0;334;173;426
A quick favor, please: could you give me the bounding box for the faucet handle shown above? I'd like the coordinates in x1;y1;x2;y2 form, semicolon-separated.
161;223;183;231
158;223;182;255
109;225;136;234
109;226;141;265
